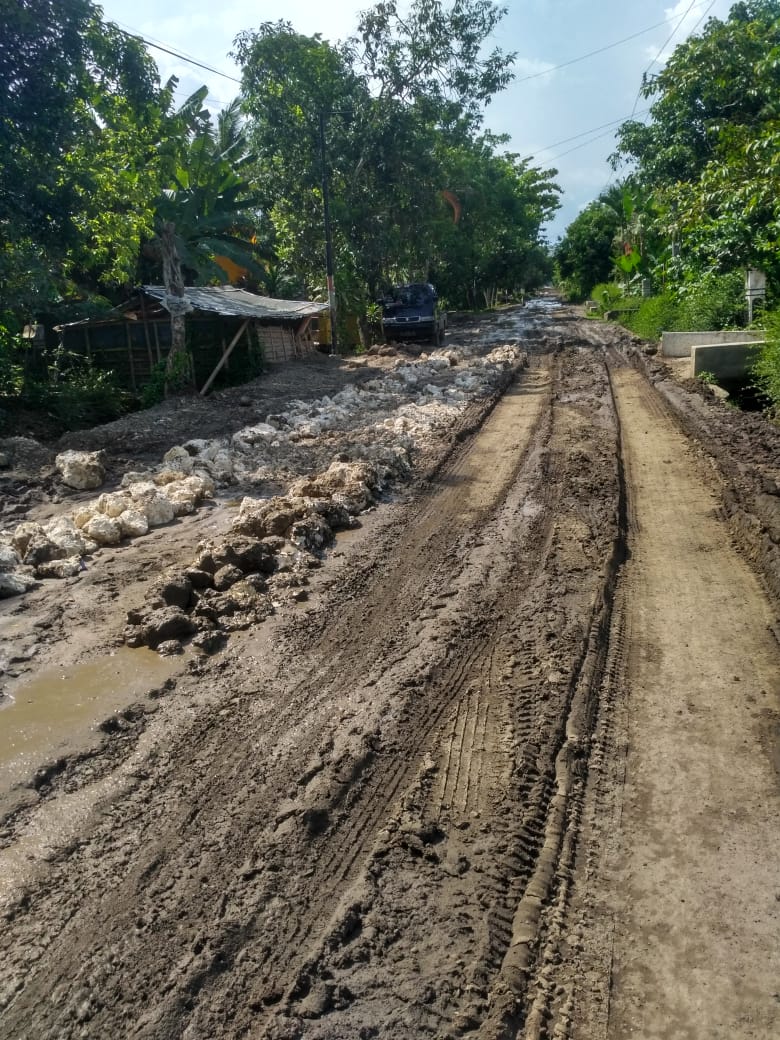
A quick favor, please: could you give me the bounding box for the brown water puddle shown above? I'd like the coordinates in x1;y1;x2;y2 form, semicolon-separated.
0;647;181;794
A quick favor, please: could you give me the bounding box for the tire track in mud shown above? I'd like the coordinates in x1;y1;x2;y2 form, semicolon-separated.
555;358;780;1040
184;366;559;1037
490;353;632;1040
256;346;626;1040
0;327;644;1040
0;360;554;1039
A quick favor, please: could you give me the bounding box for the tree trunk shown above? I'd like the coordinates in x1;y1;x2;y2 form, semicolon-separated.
160;221;194;395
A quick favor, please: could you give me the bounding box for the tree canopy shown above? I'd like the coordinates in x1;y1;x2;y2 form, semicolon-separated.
611;0;780;279
1;0;559;352
234;3;558;313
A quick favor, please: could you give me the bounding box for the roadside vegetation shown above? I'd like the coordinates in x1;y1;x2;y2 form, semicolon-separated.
1;0;560;432
553;0;780;415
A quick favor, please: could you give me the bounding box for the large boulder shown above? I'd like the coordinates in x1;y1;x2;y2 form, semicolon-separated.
83;513;122;546
162;445;194;475
232;496;307;539
120;469;154;488
196;535;276;576
153;573;193;610
12;520;46;558
45;516;94;557
127;483;175;527
0;543;20;572
96;491;130;518
164;483;198;517
289;513;333;552
55;450;106;490
0;570;37;599
124;606;197;649
118;509;149;538
213;564;243;591
35;556;83;579
291;460;380;515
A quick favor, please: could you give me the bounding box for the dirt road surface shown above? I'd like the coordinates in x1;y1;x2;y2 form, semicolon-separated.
1;305;779;1039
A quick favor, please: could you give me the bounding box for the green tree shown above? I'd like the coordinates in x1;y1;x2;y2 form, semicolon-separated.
234;4;555;317
555;202;622;300
141;90;271;390
0;0;163;309
612;1;780;279
349;0;515;128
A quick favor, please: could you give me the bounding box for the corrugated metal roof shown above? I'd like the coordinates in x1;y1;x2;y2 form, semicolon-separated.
141;285;327;321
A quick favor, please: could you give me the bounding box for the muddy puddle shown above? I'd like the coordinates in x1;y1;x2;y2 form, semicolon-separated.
0;647;181;794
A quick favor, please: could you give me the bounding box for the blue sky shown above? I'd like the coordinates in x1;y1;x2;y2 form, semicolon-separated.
98;0;735;240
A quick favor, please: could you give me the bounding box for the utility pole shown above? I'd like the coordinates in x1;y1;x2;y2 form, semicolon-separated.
318;110;338;356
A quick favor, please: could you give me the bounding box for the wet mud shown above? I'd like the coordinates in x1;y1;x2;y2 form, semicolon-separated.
0;305;778;1039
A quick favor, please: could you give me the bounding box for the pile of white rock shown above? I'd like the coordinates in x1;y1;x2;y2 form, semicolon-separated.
0;342;528;600
0;448;214;598
123;457;389;654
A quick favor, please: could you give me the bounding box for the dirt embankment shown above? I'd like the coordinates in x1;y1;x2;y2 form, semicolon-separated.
0;306;777;1040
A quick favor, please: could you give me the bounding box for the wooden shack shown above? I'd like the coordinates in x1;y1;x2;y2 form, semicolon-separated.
56;286;328;394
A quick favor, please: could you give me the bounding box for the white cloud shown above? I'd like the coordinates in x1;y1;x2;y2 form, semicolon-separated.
648;0;735;66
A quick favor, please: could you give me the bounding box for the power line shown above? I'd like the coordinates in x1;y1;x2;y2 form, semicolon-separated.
539;108;651;155
515;1;716;86
113;4;717;96
629;0;715;118
516;19;670;84
113;22;241;84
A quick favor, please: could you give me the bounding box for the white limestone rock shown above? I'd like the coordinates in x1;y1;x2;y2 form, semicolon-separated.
0;570;37;598
44;516;91;557
118;509;149;538
83;513;122;546
144;493;175;527
162;446;194;475
12;521;45;558
0;542;21;571
55;450;106;490
165;485;197;516
120;470;154;488
96;491;130;518
35;556;83;579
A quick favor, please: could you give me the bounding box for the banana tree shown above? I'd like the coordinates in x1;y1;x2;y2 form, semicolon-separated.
148;91;270;390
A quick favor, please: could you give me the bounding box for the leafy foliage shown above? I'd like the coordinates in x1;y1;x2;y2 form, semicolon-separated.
676;271;746;330
349;0;515;128
4;0;560;426
621;293;683;341
753;310;780;413
1;0;164;304
612;1;780;281
234;5;558;309
23;360;130;431
554;202;621;300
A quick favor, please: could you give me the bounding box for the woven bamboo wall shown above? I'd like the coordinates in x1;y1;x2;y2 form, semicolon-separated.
61;316;317;392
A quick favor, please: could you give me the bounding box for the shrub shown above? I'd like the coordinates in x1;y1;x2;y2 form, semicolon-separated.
590;282;623;312
622;293;682;341
677;271;746;331
140;350;196;408
753;309;780;416
26;362;130;431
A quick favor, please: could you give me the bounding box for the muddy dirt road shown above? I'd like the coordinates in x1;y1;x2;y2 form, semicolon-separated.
0;306;779;1039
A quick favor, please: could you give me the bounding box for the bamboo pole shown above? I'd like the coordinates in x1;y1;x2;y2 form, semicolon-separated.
140;294;154;369
125;321;137;391
199;318;249;396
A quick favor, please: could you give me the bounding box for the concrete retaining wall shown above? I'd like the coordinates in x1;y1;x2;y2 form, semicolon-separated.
661;330;761;357
691;341;765;380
